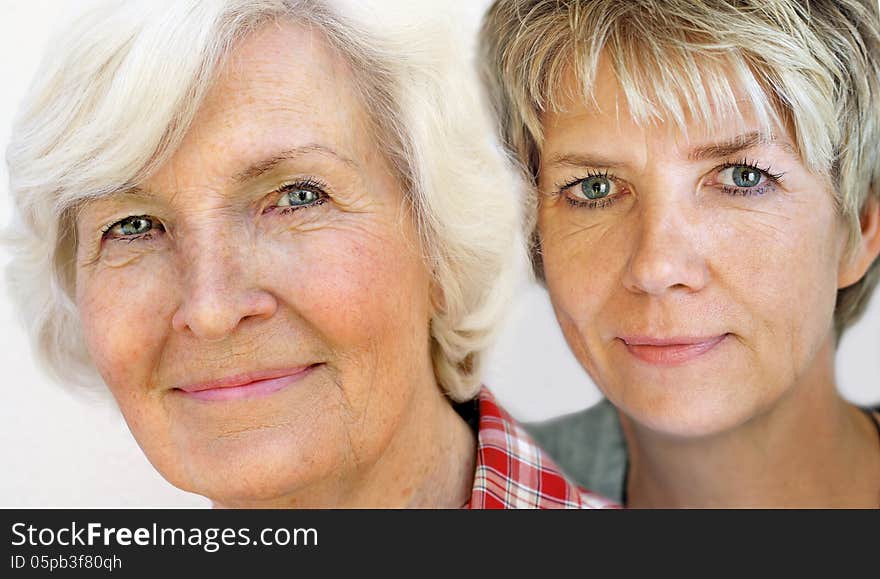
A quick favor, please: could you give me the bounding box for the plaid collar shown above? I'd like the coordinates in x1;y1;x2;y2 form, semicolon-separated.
465;388;619;509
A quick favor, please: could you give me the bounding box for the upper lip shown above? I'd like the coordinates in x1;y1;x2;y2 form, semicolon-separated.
619;335;726;347
175;365;318;393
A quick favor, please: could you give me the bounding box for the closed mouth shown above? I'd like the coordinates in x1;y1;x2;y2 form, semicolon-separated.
175;364;320;401
619;334;728;366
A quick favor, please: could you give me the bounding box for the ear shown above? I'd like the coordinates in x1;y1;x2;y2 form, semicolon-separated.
838;195;880;289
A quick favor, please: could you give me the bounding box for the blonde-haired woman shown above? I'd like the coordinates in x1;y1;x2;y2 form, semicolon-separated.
481;0;880;507
5;0;614;509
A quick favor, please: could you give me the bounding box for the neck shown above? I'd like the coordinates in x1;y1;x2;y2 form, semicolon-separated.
214;372;476;509
622;339;880;508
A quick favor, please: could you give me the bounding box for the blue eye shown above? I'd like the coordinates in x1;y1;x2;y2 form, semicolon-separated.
720;165;764;188
278;187;320;207
558;171;622;209
580;175;612;200
274;180;327;210
733;166;760;187
104;215;161;239
714;161;786;197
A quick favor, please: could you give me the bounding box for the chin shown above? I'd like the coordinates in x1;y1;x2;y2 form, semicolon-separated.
154;428;346;508
612;379;765;441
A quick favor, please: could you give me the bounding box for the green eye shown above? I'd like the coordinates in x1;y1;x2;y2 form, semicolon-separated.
121;217;152;235
106;216;156;238
278;186;321;207
719;165;764;189
731;165;762;188
580;176;612;200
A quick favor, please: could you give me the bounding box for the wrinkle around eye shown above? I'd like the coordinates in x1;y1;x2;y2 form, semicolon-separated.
725;202;794;226
90;234;170;269
724;211;792;245
540;208;617;250
559;219;609;240
268;203;334;235
265;185;386;238
536;186;570;207
88;250;153;270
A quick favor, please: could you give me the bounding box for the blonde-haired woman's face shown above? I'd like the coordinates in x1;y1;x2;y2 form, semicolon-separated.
537;59;867;437
74;22;434;506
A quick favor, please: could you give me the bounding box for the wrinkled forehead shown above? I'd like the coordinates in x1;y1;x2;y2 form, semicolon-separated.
197;19;361;127
141;20;369;189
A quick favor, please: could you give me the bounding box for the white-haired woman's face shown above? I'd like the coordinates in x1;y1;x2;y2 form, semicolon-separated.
536;58;875;438
74;23;435;506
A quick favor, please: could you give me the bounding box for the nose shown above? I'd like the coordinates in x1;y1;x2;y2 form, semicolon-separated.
171;231;277;341
622;199;710;296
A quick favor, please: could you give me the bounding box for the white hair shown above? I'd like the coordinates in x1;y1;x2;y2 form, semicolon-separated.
5;0;525;402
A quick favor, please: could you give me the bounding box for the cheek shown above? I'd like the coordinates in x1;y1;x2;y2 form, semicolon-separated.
76;258;177;395
262;223;432;368
257;223;432;462
713;204;842;338
538;205;622;329
537;207;625;384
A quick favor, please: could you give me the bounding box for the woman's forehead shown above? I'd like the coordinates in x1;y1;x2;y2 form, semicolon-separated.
551;52;778;129
141;22;370;193
538;52;797;158
182;21;362;147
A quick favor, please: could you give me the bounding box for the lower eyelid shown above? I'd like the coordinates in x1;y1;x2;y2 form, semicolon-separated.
108;233;154;243
719;184;774;197
562;181;627;205
564;195;619;209
274;197;328;215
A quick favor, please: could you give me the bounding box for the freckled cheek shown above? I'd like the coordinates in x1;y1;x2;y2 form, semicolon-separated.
709;214;841;363
539;217;621;336
719;213;839;295
76;263;177;394
263;233;431;353
540;245;611;383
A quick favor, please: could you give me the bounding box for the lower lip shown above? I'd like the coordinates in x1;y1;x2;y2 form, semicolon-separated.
622;335;728;366
178;366;317;401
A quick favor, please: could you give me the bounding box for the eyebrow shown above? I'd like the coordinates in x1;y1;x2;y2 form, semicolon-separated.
110;144;357;199
115;185;152;198
232;144;358;183
544;153;626;170
687;131;796;161
543;131;797;171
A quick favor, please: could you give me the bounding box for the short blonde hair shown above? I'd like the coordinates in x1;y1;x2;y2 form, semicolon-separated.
480;0;880;336
5;0;523;402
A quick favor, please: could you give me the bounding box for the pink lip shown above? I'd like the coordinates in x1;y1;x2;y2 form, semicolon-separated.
619;335;728;366
175;365;318;401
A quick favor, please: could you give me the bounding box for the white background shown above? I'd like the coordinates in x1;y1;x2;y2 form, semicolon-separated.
2;0;878;507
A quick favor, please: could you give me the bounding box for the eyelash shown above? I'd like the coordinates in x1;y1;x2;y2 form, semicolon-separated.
555;170;624;210
555;159;785;209
99;177;331;244
100;216;164;243
716;158;785;197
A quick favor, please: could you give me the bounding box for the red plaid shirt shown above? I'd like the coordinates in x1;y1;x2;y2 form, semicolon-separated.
465;388;619;509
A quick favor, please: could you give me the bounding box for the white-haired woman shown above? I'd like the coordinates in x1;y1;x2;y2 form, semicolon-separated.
481;0;880;507
5;0;614;509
